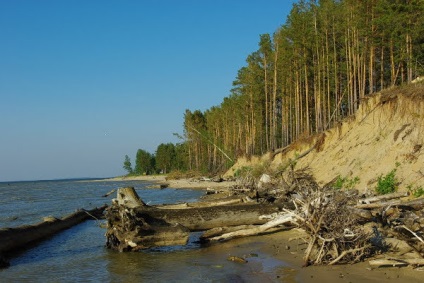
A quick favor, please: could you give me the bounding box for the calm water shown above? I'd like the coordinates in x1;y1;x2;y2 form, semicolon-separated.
0;179;287;282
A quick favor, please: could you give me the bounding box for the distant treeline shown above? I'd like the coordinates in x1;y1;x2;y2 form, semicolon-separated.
123;143;188;175
126;0;424;176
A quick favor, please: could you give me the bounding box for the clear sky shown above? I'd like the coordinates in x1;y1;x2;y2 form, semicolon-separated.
0;0;296;182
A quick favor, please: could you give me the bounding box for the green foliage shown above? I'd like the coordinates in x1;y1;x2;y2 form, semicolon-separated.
333;176;360;190
376;168;398;195
134;149;154;175
413;187;424;198
122;155;133;175
407;184;424;198
155;143;176;174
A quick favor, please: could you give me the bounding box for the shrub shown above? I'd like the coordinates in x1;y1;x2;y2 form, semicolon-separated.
333;176;360;190
407;184;424;198
376;168;398;195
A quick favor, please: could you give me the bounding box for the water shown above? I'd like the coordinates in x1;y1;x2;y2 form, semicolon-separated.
0;179;287;282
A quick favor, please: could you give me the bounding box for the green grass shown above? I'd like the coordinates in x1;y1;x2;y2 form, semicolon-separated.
376;168;398;195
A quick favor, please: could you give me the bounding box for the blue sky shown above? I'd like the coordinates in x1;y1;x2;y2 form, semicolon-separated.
0;0;296;181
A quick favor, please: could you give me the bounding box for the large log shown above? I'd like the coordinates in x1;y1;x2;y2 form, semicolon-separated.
136;203;281;231
0;205;107;255
105;187;281;251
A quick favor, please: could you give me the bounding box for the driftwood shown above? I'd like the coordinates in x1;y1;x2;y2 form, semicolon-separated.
156;196;245;210
0;205;107;255
202;212;297;242
369;258;424;267
358;192;409;204
355;197;424;210
105;187;281;251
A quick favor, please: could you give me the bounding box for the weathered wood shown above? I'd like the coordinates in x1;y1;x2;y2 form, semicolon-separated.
369;258;424;267
355;197;424;210
115;187;146;208
156;196;245;210
202;213;297;242
358;192;409;204
105;188;282;250
105;202;191;251
0;205;107;255
134;203;281;231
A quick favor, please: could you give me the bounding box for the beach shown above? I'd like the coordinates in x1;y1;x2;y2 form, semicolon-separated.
103;175;424;282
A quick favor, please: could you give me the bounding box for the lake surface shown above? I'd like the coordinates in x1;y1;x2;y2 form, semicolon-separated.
0;179;287;282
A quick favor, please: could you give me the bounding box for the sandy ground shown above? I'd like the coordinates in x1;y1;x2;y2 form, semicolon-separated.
102;175;424;282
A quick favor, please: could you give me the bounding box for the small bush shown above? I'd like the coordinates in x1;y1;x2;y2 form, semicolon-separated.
413;187;424;198
376;169;398;195
333;176;360;190
333;176;345;190
407;184;424;198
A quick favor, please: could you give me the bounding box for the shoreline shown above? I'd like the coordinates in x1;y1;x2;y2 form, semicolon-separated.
101;176;423;282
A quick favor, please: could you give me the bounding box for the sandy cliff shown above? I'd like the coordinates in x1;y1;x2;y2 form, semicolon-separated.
227;82;424;193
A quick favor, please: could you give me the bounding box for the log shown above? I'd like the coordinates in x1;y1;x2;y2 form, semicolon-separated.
156;196;244;210
369;258;424;267
133;203;281;231
355;197;424;210
358;192;409;204
105;188;281;250
202;213;297;242
0;205;107;255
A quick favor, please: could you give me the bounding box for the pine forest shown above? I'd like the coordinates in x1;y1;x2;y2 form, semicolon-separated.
182;0;424;174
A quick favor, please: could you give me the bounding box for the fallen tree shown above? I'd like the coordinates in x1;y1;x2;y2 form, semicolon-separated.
0;205;107;256
105;187;281;251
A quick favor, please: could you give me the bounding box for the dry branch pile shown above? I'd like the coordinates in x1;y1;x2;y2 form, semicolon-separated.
227;168;424;267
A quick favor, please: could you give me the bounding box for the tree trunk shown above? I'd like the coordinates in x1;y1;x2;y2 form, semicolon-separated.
0;205;107;255
105;188;281;251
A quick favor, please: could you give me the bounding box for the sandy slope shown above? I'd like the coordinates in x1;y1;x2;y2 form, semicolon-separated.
227;82;424;193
